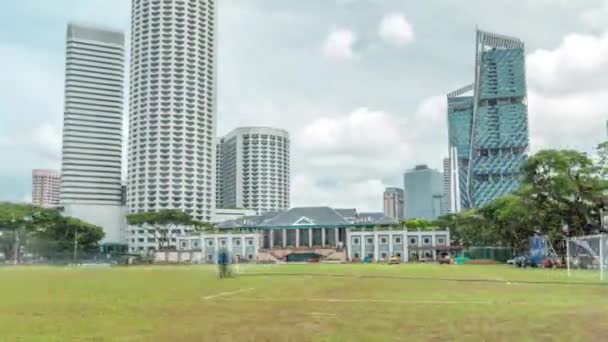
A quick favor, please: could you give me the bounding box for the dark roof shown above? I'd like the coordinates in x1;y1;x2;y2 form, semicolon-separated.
262;207;350;227
335;208;357;218
215;207;397;229
357;212;399;225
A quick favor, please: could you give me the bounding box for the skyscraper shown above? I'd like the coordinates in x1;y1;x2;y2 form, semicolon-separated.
448;29;529;209
60;23;126;244
127;0;218;221
442;158;451;215
403;165;442;220
383;187;404;220
217;127;290;214
32;169;61;208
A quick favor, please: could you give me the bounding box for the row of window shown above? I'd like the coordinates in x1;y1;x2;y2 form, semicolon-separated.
352;235;447;245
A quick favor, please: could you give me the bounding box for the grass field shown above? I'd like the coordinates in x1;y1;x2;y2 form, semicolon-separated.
0;264;607;341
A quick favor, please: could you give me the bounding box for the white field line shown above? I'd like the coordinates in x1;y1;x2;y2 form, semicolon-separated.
203;288;255;300
204;297;572;306
311;312;337;316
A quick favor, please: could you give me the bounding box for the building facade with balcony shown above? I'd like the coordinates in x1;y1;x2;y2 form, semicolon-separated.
383;187;404;220
127;0;218;221
217;127;290;214
32;169;61;208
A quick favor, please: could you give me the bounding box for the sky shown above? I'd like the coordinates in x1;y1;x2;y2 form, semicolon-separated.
1;0;608;211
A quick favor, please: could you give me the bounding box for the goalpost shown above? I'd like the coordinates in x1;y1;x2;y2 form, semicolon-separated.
566;233;607;281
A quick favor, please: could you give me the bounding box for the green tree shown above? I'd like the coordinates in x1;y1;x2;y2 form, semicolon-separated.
448;210;497;248
521;149;608;237
127;210;213;259
0;202;105;262
400;218;433;231
479;195;535;251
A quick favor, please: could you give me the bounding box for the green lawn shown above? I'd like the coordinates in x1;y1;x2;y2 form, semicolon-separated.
0;264;606;341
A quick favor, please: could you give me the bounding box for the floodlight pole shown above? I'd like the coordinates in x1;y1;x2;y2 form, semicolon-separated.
600;233;604;282
13;229;19;266
566;235;570;278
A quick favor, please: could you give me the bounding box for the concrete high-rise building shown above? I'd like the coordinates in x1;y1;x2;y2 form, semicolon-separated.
127;0;218;221
447;29;529;209
60;23;126;244
217;127;290;214
32;169;61;208
403;165;442;220
442;158;451;215
216;137;224;208
383;187;404;220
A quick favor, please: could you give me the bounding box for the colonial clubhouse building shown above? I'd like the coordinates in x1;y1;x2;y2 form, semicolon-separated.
167;207;451;263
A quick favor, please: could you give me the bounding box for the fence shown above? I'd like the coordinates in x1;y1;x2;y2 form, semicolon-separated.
567;234;607;281
462;247;516;263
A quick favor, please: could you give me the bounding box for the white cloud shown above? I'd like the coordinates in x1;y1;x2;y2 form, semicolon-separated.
292;174;387;211
527;31;608;94
322;28;356;61
32;123;62;160
528;89;608;151
298;108;405;180
579;1;608;30
378;13;415;47
526;30;608;153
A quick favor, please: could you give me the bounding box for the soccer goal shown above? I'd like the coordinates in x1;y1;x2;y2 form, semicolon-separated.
566;234;608;281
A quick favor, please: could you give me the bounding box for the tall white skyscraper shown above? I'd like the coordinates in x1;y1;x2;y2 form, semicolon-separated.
217;127;290;214
127;0;218;221
60;23;127;244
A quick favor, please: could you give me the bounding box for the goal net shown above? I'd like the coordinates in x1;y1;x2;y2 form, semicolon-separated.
567;234;607;281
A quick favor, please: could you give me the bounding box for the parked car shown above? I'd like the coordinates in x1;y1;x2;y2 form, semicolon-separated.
512;255;533;268
438;254;452;265
388;256;400;264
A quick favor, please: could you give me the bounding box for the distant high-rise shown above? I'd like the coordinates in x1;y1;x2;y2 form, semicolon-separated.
60;24;125;205
442;158;451;215
403;165;442;220
127;0;218;221
32;169;61;208
216;137;224;208
383;187;404;220
60;23;127;244
448;29;529;209
217;127;290;213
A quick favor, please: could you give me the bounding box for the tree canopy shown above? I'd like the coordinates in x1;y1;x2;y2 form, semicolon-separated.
126;210;214;251
438;144;608;252
400;218;434;230
0;202;105;261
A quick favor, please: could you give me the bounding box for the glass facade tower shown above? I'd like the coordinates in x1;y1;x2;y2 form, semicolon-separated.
448;29;529;209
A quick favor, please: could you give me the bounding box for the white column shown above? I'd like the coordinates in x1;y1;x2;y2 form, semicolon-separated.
200;234;207;263
241;237;245;258
214;236;219;263
321;228;326;247
373;230;379;261
295;228;300;248
360;233;364;259
403;231;408;262
345;229;351;260
308;229;313;248
269;230;274;249
282;229;287;248
334;228;339;247
227;234;233;255
254;235;259;259
388;232;393;257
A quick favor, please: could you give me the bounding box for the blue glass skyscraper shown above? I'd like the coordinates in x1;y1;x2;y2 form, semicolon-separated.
448;29;529;209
